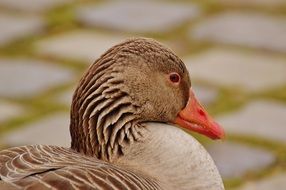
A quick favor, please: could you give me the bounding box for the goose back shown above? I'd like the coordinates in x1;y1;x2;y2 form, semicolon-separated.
0;145;162;189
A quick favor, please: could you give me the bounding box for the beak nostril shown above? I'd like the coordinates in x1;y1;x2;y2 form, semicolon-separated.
198;109;206;117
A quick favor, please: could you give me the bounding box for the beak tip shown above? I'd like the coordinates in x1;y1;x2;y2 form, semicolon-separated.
212;121;225;140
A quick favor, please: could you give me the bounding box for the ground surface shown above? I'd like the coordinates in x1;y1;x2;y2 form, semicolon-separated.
0;0;286;189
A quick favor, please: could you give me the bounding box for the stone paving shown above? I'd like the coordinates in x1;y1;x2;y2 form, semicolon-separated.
237;173;286;190
0;0;71;13
36;30;128;62
191;12;286;53
56;88;74;106
0;100;23;122
3;113;70;147
0;13;44;46
184;48;286;92
217;101;286;143
76;1;200;33
207;142;275;179
192;84;219;106
0;59;74;98
0;1;285;189
216;0;286;8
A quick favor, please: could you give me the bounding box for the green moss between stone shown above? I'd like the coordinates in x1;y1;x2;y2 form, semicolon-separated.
0;35;41;56
224;178;244;190
259;85;286;102
0;83;72;134
45;4;77;34
228;135;286;187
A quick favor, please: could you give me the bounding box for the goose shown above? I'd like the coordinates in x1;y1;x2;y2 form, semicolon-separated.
0;38;225;190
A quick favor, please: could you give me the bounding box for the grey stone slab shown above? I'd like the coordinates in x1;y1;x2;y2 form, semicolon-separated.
3;113;70;147
57;88;74;106
0;13;44;45
192;85;218;106
36;31;128;63
184;48;286;92
238;173;286;190
76;1;200;33
190;12;286;53
0;100;23;122
0;0;71;12
217;101;286;143
217;0;286;8
0;59;74;98
207;142;275;179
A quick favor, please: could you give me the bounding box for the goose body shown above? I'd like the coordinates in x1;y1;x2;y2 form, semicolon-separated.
0;38;224;190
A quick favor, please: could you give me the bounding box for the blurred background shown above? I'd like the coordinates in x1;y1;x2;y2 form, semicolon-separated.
0;0;286;189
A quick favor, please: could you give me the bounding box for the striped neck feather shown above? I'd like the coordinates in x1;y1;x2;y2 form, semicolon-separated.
70;57;144;161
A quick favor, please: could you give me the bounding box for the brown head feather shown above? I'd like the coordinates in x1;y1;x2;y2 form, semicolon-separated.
70;38;191;161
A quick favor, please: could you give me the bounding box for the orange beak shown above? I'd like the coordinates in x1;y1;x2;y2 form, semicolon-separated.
175;89;225;140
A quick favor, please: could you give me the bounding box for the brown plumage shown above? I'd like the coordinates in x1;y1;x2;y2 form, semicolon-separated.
0;38;224;190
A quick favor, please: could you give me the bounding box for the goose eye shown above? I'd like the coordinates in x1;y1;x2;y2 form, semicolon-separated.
169;72;180;84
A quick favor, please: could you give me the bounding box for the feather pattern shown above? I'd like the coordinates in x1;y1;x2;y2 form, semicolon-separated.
0;145;161;190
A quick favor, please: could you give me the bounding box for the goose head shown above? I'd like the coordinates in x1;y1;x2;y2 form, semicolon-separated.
70;38;224;160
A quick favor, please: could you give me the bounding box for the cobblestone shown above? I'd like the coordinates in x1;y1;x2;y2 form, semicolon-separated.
0;13;44;45
207;142;275;178
237;173;286;190
0;59;74;98
0;0;71;12
3;113;70;147
190;12;286;53
0;100;23;122
217;101;286;143
57;88;74;106
184;48;286;92
36;31;128;63
76;1;200;33
217;0;286;8
192;85;218;106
